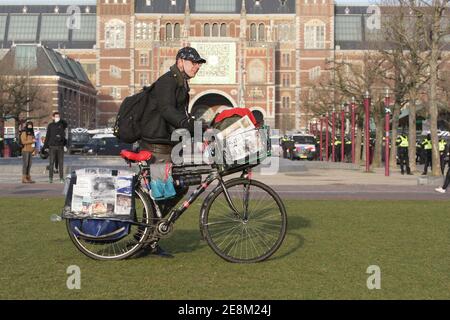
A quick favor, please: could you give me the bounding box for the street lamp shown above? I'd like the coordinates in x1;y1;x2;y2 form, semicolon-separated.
364;91;371;172
319;116;323;161
384;88;391;177
351;97;356;164
332;107;336;162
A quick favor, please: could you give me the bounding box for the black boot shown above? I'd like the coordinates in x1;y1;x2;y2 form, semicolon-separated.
136;243;174;259
150;244;174;258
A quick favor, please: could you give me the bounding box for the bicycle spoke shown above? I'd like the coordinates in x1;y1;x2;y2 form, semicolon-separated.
68;189;152;260
204;179;286;263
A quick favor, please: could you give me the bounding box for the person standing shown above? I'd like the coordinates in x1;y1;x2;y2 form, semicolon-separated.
281;135;289;159
421;134;432;175
43;112;67;183
20;121;36;183
438;137;447;175
334;137;342;162
396;133;412;175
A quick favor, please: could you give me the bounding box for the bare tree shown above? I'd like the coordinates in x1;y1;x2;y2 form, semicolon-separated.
332;52;388;168
1;74;47;140
379;0;430;172
408;0;450;176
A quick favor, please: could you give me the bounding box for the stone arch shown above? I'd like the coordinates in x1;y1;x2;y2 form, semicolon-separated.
189;90;238;123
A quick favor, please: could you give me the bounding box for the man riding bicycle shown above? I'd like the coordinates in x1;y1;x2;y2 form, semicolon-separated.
139;46;207;257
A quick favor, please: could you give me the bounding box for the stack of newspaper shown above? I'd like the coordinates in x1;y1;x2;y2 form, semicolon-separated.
64;168;134;220
215;115;266;164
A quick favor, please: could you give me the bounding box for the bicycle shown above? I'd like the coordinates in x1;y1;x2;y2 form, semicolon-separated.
64;130;287;263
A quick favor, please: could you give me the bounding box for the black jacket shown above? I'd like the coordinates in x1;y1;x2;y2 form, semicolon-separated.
43;120;67;148
140;64;196;145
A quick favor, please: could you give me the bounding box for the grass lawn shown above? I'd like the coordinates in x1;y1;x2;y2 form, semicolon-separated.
0;197;449;300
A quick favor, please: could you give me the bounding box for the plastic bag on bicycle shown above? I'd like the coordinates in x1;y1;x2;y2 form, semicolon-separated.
149;163;177;200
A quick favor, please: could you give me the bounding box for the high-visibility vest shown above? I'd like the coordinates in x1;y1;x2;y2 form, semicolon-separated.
422;139;432;150
439;140;447;152
396;135;409;148
334;140;341;146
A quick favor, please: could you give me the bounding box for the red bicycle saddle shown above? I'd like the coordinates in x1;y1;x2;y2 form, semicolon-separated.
120;150;152;162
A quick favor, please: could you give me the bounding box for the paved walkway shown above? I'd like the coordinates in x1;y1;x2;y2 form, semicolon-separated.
0;155;446;199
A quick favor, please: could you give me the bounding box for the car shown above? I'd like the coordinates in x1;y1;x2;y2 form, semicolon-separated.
290;134;316;160
2;137;22;157
82;134;134;156
68;130;91;154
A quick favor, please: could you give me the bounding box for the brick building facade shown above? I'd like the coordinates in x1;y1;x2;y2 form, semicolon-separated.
2;1;446;131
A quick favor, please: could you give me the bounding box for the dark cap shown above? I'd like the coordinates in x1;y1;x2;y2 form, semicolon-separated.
176;46;206;64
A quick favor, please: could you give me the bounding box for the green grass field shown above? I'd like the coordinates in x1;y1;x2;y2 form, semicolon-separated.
1;197;449;299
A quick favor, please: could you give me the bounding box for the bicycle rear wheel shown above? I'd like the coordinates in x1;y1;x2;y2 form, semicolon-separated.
66;188;154;260
201;179;287;263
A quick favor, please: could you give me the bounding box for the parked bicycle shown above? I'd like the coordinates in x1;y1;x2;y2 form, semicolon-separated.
64;129;287;263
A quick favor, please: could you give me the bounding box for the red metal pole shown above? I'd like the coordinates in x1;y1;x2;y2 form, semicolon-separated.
319;118;323;161
385;112;390;176
332;111;336;162
341;109;345;162
351;101;356;164
325;114;329;161
364;92;371;172
385;95;391;176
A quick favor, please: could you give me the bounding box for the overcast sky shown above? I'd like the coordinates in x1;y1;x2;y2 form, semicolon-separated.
0;0;375;5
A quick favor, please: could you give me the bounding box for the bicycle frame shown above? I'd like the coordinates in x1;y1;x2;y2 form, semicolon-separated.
129;160;257;229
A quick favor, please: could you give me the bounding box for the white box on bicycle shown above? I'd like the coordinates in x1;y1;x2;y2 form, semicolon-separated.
62;168;136;221
215;117;270;165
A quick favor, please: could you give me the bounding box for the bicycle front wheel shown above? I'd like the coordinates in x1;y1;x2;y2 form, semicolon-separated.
201;179;287;263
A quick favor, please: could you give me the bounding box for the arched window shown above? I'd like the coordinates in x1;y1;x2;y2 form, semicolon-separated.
204;23;210;36
220;23;227;37
212;23;219;37
174;23;181;39
250;23;257;41
105;19;126;48
304;19;325;49
258;23;265;41
166;23;172;40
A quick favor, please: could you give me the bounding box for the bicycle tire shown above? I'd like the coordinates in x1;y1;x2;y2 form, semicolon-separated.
66;188;155;260
201;179;287;263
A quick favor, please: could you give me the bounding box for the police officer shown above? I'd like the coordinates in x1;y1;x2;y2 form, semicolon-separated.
281;135;289;158
439;137;447;175
396;133;412;175
344;137;352;162
334;137;342;162
421;134;432;175
315;136;320;160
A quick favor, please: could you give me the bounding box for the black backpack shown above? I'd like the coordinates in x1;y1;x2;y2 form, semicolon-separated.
113;84;155;144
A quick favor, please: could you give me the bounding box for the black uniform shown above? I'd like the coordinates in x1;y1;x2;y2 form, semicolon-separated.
43;120;67;181
396;134;411;175
421;135;432;175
